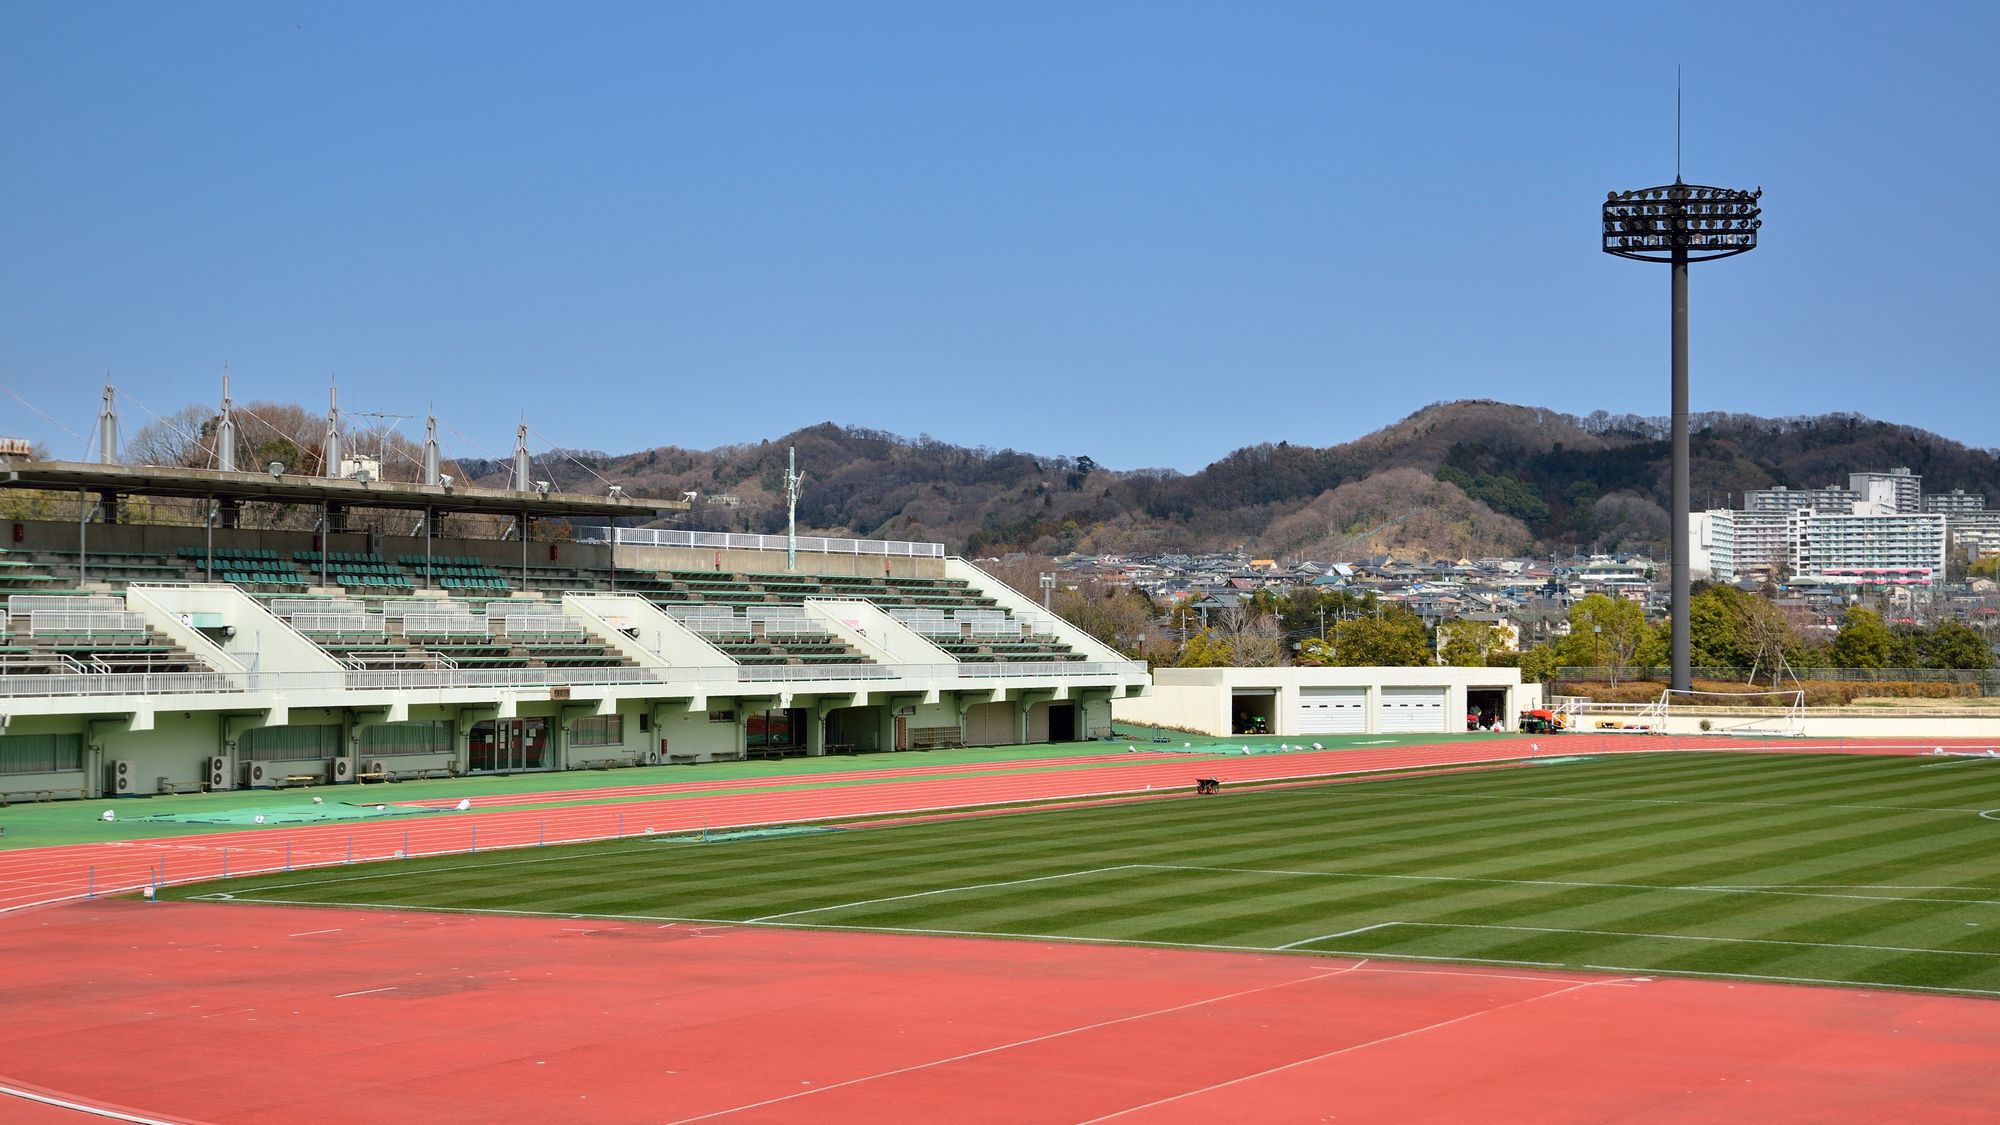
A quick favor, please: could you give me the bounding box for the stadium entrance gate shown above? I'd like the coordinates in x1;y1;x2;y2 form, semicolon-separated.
468;718;552;773
1295;687;1366;734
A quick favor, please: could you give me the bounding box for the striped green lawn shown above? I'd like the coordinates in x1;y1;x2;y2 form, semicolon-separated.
173;752;2000;997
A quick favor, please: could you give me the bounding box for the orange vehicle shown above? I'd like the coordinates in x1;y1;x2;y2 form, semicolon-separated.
1520;709;1565;734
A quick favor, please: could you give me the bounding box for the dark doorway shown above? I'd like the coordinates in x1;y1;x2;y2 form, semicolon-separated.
1047;703;1077;742
1232;692;1277;735
1466;688;1510;731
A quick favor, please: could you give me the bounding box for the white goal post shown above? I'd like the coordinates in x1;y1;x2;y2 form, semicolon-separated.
1647;688;1807;737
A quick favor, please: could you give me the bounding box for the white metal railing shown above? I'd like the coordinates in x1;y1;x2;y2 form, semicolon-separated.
0;671;241;698
501;614;585;636
8;594;122;620
398;614;489;636
958;660;1142;679
381;598;475;618
291;612;385;635
589;527;945;558
685;617;752;637
340;665;738;691
28;611;149;636
0;655;1148;699
265;597;366;619
736;663;899;682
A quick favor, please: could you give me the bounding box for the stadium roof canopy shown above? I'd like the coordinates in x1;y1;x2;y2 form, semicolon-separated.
0;460;686;520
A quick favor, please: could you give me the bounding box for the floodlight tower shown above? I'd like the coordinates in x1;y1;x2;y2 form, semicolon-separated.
1602;179;1761;692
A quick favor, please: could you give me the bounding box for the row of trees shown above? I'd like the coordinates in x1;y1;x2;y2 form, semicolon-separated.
1011;563;1994;678
1521;590;1992;683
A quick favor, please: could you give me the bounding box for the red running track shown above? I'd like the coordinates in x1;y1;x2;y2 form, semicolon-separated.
0;735;1961;914
3;900;1998;1124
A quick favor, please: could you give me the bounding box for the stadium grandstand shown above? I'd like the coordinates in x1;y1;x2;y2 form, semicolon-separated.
0;392;1148;801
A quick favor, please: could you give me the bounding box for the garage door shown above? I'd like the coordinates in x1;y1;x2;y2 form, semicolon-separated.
964;702;1015;747
1296;687;1367;734
1379;686;1448;733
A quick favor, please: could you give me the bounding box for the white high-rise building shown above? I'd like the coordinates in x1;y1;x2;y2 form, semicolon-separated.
1924;489;1987;514
1949;511;2000;560
1789;507;1947;586
1744;484;1859;513
1697;509;1791;581
1847;468;1922;514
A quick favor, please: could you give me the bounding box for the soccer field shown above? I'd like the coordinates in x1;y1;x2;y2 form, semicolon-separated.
176;751;2000;997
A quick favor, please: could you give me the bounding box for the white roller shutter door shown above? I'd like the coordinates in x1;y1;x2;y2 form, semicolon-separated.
1379;686;1448;733
1296;687;1367;734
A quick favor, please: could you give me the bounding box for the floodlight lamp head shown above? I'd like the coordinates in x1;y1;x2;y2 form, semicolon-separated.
438;473;454;489
681;490;699;502
267;462;284;478
607;485;624;498
534;480;551;494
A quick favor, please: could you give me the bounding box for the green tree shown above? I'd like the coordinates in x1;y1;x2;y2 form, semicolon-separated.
1317;608;1432;667
1923;620;1993;670
1554;594;1661;685
1516;644;1561;684
1688;585;1750;668
1829;607;1892;669
1438;620;1504;667
1175;630;1234;667
1971;556;2000;582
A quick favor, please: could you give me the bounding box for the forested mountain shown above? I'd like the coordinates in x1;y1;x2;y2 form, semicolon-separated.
99;399;1995;560
455;402;2000;560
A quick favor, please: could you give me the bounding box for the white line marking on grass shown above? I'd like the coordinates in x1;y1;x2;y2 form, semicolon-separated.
1576;964;2000;999
1135;863;2000;907
745;865;1142;922
1075;977;1625;1123
334;986;397;998
1398;921;2000;959
1392;790;1984;815
660;961;1374;1124
1695;882;2000;892
1919;757;1997;768
1278;922;1400;948
0;1080;184;1124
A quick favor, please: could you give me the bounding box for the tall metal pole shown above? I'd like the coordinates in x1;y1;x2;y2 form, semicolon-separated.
1604;178;1760;699
1670;247;1691;693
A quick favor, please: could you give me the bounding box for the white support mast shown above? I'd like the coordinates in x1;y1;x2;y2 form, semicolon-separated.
97;383;119;464
216;368;237;472
784;445;805;572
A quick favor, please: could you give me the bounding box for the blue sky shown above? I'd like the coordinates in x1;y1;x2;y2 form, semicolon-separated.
2;2;1994;473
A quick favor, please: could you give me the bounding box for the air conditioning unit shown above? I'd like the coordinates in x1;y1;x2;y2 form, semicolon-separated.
110;759;137;795
246;760;277;788
367;759;389;777
207;755;230;790
331;756;354;783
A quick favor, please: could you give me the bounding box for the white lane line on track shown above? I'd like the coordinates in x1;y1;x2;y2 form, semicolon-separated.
1073;977;1625;1124
0;1080;186;1125
659;961;1376;1124
334;986;398;998
745;866;1140;922
288;928;342;937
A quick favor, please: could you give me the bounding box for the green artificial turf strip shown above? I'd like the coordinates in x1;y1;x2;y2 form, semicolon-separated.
172;752;2000;996
0;732;1484;849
